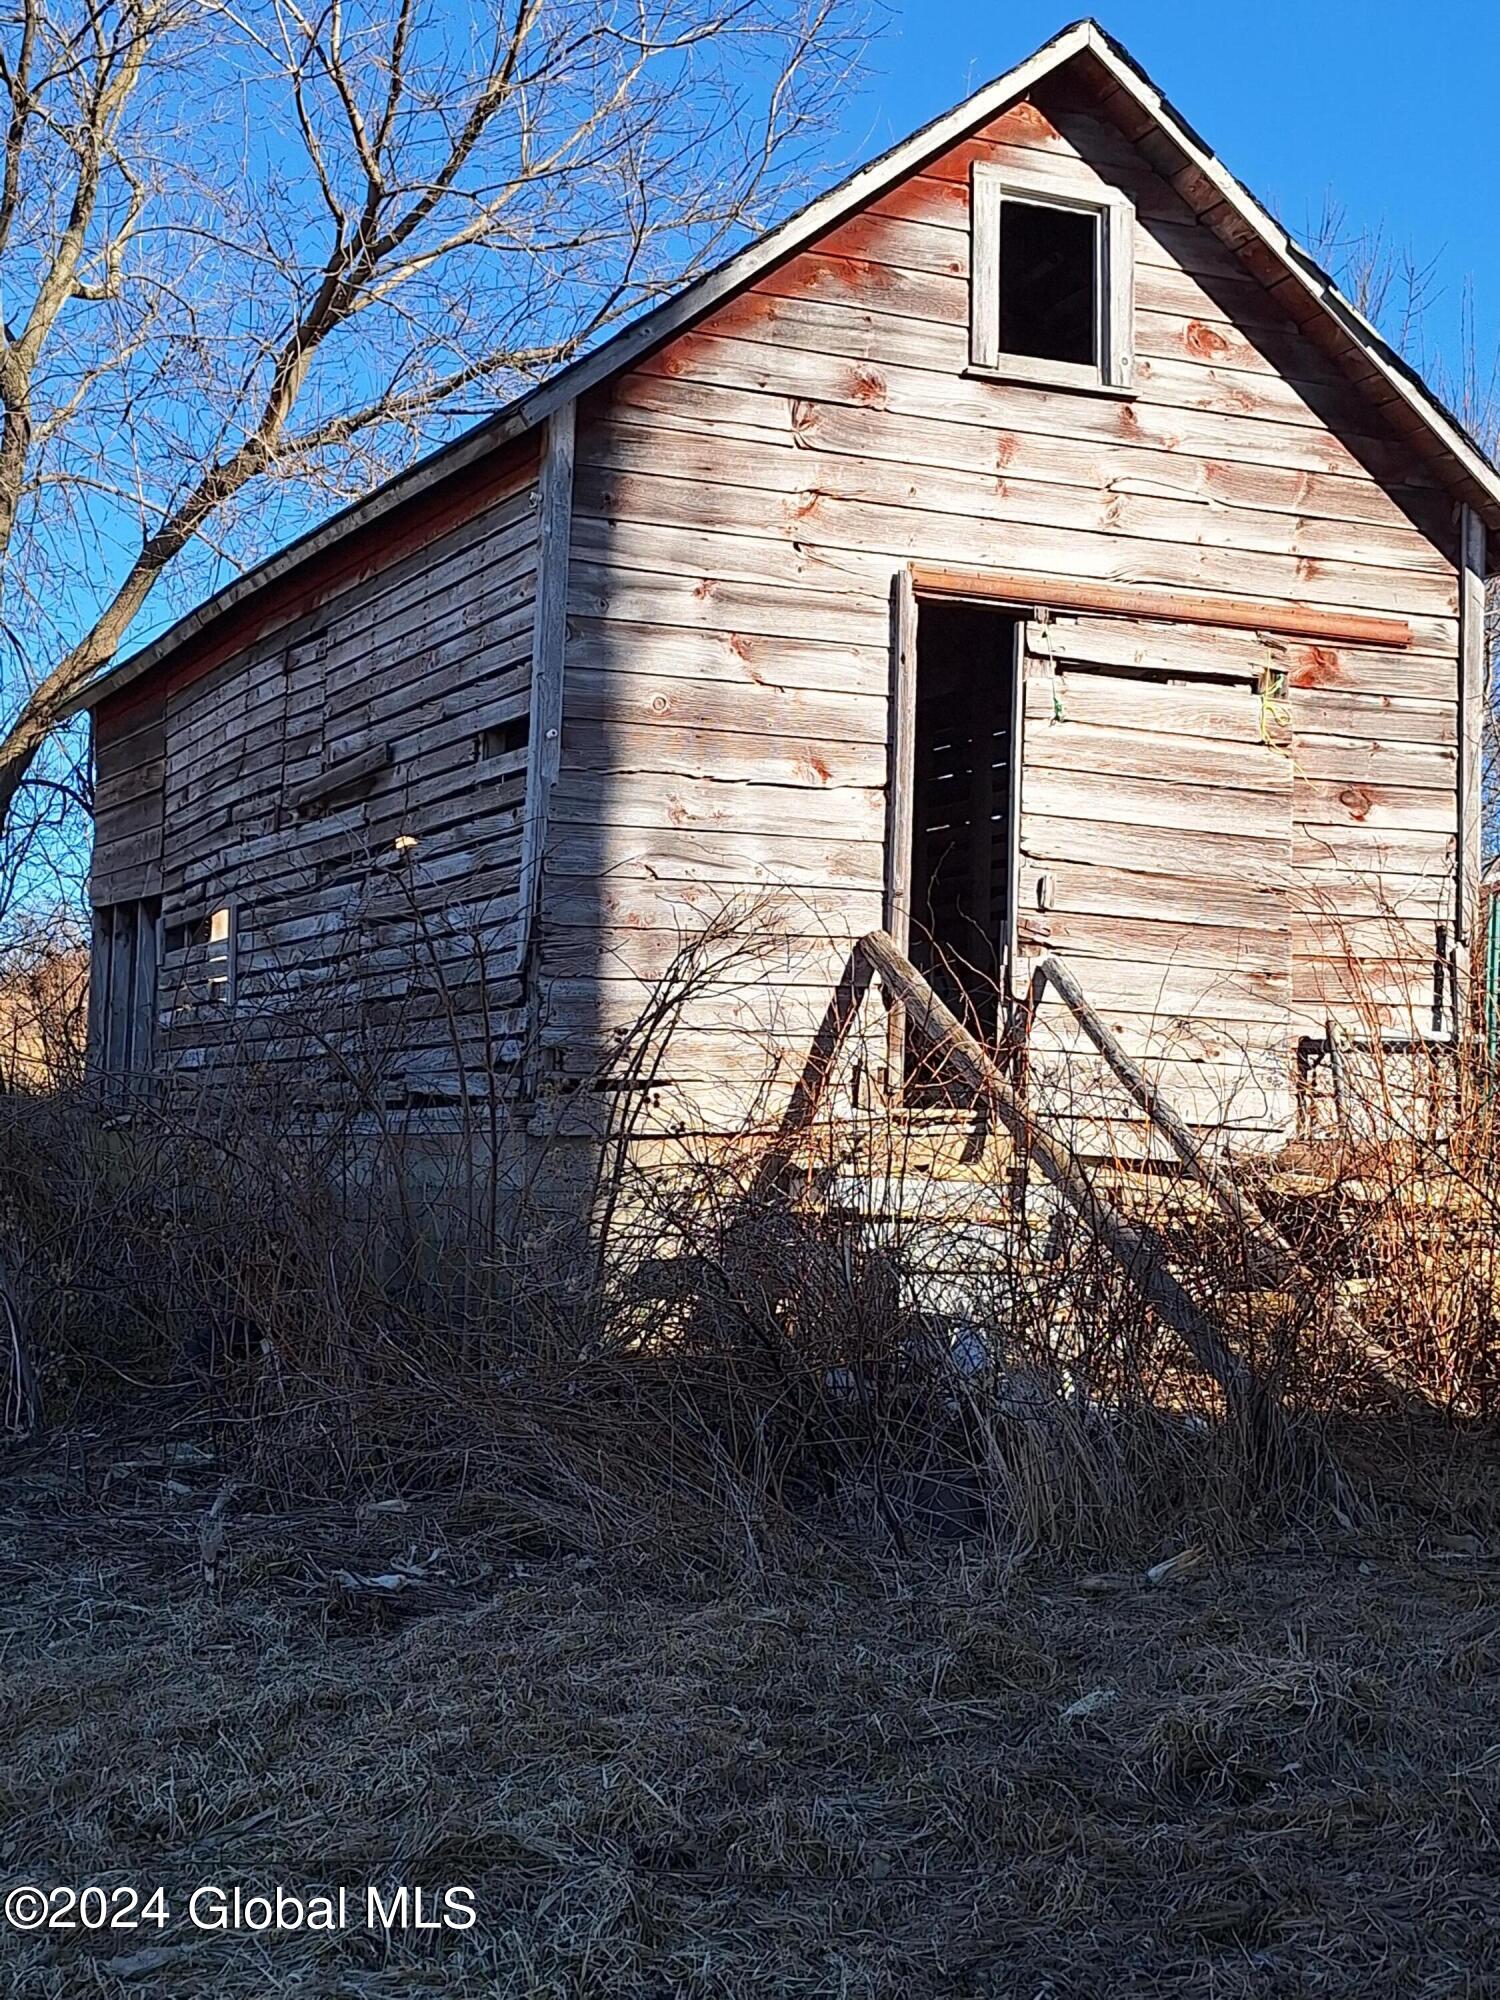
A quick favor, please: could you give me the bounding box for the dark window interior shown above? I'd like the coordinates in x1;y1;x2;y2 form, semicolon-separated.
998;198;1098;366
166;913;210;955
906;603;1017;1086
479;715;529;761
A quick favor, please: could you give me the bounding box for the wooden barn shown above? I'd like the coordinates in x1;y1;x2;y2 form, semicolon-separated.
73;19;1499;1200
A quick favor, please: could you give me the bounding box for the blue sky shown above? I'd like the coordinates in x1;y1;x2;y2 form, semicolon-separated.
839;3;1498;403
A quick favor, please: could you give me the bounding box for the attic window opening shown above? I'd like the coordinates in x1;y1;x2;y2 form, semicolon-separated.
970;168;1134;393
999;199;1097;366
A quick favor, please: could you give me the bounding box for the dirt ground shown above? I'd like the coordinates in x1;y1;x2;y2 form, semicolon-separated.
2;1423;1499;2000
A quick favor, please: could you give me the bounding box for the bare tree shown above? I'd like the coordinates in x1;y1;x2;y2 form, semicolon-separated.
0;0;867;870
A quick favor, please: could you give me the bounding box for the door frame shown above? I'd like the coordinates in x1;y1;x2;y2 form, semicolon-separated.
883;568;1026;1094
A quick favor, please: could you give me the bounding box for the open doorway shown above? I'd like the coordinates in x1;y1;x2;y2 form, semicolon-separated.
902;599;1020;1086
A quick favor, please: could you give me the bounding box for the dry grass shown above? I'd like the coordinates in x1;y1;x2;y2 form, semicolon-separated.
2;1418;1499;1998
3;917;1500;1993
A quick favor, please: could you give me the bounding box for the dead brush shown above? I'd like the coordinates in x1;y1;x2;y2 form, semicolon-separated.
2;902;1498;1570
1243;934;1500;1423
583;1049;1344;1563
0;904;88;1093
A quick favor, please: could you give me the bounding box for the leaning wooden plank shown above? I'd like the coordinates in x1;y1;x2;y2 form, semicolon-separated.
857;928;1259;1411
1024;1048;1294;1133
286;743;392;815
1036;952;1291;1204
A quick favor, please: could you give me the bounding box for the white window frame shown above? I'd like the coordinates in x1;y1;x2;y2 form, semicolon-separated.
969;166;1135;395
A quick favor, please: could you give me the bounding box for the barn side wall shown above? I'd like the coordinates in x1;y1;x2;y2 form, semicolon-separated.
541;72;1463;1154
89;439;543;1124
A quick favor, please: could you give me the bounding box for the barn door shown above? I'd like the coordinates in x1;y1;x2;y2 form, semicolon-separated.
1015;613;1295;1152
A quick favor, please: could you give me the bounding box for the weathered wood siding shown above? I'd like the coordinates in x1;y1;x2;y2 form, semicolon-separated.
91;445;542;1101
544;73;1460;1140
1017;612;1296;1141
92;692;167;908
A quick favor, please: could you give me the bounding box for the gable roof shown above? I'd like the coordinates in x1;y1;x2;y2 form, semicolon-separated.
76;16;1500;716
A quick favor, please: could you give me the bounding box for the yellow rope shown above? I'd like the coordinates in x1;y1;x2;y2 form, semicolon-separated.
1033;618;1064;721
1258;662;1302;771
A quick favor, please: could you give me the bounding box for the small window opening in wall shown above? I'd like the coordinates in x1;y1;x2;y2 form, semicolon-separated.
165;903;235;1006
999;199;1098;366
478;715;529;761
205;905;232;1003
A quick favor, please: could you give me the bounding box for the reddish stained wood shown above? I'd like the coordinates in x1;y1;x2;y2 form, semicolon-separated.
978;98;1065;147
908;565;1414;648
1288;645;1344;688
866;174;969;230
816;210;967;277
